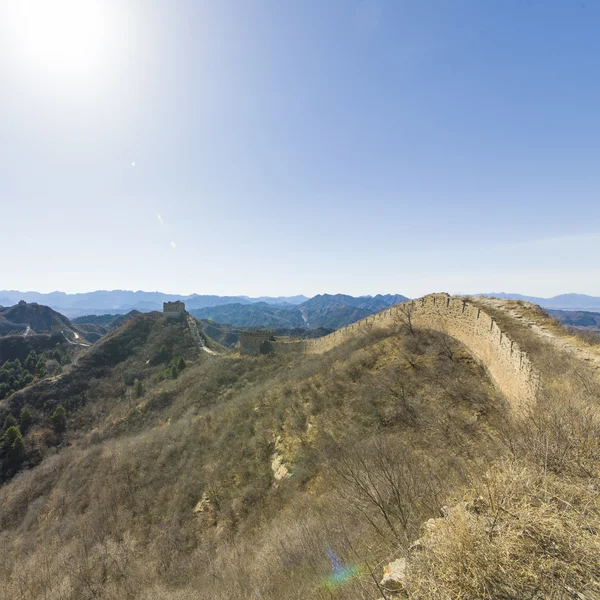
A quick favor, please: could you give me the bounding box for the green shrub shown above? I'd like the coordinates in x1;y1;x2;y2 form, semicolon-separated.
134;379;144;398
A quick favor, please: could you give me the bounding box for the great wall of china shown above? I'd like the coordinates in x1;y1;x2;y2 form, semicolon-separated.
264;294;541;409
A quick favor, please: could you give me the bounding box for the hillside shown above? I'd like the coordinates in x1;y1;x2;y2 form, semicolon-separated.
0;332;70;364
0;297;598;598
0;300;90;339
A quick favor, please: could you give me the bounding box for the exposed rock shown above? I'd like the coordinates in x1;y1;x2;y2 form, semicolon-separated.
271;435;290;483
381;558;407;592
193;492;212;515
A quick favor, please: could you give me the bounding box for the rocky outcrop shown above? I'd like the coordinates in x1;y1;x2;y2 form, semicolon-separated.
380;558;407;595
271;435;290;484
380;497;487;596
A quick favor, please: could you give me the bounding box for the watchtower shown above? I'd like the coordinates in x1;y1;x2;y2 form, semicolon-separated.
239;330;274;355
163;301;186;320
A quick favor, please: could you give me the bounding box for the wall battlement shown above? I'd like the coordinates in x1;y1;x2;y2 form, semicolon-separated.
269;294;540;409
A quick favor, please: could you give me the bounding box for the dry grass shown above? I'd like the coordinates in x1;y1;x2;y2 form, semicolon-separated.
0;322;506;599
1;305;599;599
407;458;600;599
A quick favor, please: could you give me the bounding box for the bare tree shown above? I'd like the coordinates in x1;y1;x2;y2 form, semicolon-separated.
332;437;444;545
395;302;416;335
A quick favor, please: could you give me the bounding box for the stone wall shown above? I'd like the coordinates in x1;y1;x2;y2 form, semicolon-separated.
270;294;540;409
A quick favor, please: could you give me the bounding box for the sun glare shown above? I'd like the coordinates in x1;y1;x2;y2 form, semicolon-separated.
8;0;109;75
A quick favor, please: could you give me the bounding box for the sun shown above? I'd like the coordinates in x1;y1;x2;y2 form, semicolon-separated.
7;0;109;76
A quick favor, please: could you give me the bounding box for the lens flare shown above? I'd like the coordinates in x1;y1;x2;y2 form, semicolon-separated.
323;548;360;589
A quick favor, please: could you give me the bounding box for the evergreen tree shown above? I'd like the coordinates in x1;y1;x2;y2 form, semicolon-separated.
2;425;24;464
36;358;47;378
134;379;144;398
158;344;170;363
176;356;186;373
3;414;17;432
20;407;33;433
24;350;38;373
51;405;67;434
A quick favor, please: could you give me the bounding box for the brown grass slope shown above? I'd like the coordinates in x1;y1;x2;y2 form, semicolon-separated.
0;315;509;599
0;313;199;478
0;302;598;599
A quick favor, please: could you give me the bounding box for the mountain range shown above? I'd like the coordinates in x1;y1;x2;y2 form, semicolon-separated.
0;290;408;320
189;293;409;330
0;290;311;318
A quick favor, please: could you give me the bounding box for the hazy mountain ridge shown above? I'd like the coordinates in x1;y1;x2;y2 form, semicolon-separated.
483;292;600;311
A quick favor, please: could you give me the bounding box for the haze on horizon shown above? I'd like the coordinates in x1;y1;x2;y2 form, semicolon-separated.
1;1;600;298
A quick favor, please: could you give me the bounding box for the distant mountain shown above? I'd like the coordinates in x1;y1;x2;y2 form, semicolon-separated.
189;293;409;330
191;303;305;329
301;293;408;313
238;295;308;305
482;293;600;311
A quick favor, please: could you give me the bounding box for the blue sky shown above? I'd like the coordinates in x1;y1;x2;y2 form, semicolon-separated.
1;0;599;297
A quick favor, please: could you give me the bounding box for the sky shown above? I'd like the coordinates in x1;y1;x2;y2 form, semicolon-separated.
1;0;599;298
